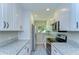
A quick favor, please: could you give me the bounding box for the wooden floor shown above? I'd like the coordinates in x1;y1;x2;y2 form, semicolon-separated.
31;44;47;55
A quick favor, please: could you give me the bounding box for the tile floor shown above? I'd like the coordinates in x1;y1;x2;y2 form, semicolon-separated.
31;44;47;55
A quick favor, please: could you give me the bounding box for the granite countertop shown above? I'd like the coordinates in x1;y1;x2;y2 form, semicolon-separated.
0;40;30;55
51;43;79;55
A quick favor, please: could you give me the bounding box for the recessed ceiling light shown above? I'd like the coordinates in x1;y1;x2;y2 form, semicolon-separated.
46;8;50;11
60;8;69;11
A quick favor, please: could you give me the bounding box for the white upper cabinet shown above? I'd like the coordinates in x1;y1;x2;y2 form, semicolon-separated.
57;4;79;31
0;4;23;31
0;4;8;31
75;4;79;31
51;4;79;32
0;4;3;30
12;5;23;31
4;4;14;31
57;9;70;31
51;8;70;31
70;4;79;31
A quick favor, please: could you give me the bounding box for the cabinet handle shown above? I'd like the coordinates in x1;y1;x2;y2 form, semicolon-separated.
76;22;78;29
3;21;6;28
7;22;9;28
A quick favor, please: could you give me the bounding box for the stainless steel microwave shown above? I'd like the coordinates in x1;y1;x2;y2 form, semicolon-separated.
51;21;67;32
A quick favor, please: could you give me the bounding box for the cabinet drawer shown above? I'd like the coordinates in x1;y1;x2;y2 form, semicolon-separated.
18;40;31;55
18;46;28;55
18;45;31;55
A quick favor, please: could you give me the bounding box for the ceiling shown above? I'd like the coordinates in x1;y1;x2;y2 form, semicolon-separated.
32;9;56;21
20;3;71;11
20;3;72;21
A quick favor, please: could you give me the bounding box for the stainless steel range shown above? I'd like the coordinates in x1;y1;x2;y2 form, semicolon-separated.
56;34;67;42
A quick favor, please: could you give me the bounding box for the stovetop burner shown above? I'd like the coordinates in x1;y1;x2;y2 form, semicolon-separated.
56;34;67;42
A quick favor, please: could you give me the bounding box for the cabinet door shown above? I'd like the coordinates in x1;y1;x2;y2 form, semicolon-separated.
7;4;14;31
18;42;31;55
18;45;30;55
2;4;22;31
1;4;14;31
12;5;23;31
0;4;8;31
70;4;79;31
51;45;61;55
18;47;28;55
25;43;31;55
75;4;79;31
0;4;22;31
51;45;55;55
53;49;60;55
57;9;70;31
70;4;77;31
0;4;2;20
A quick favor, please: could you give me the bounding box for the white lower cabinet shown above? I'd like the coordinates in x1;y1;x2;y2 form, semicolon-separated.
53;49;60;55
18;43;31;55
18;46;27;55
51;45;61;55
